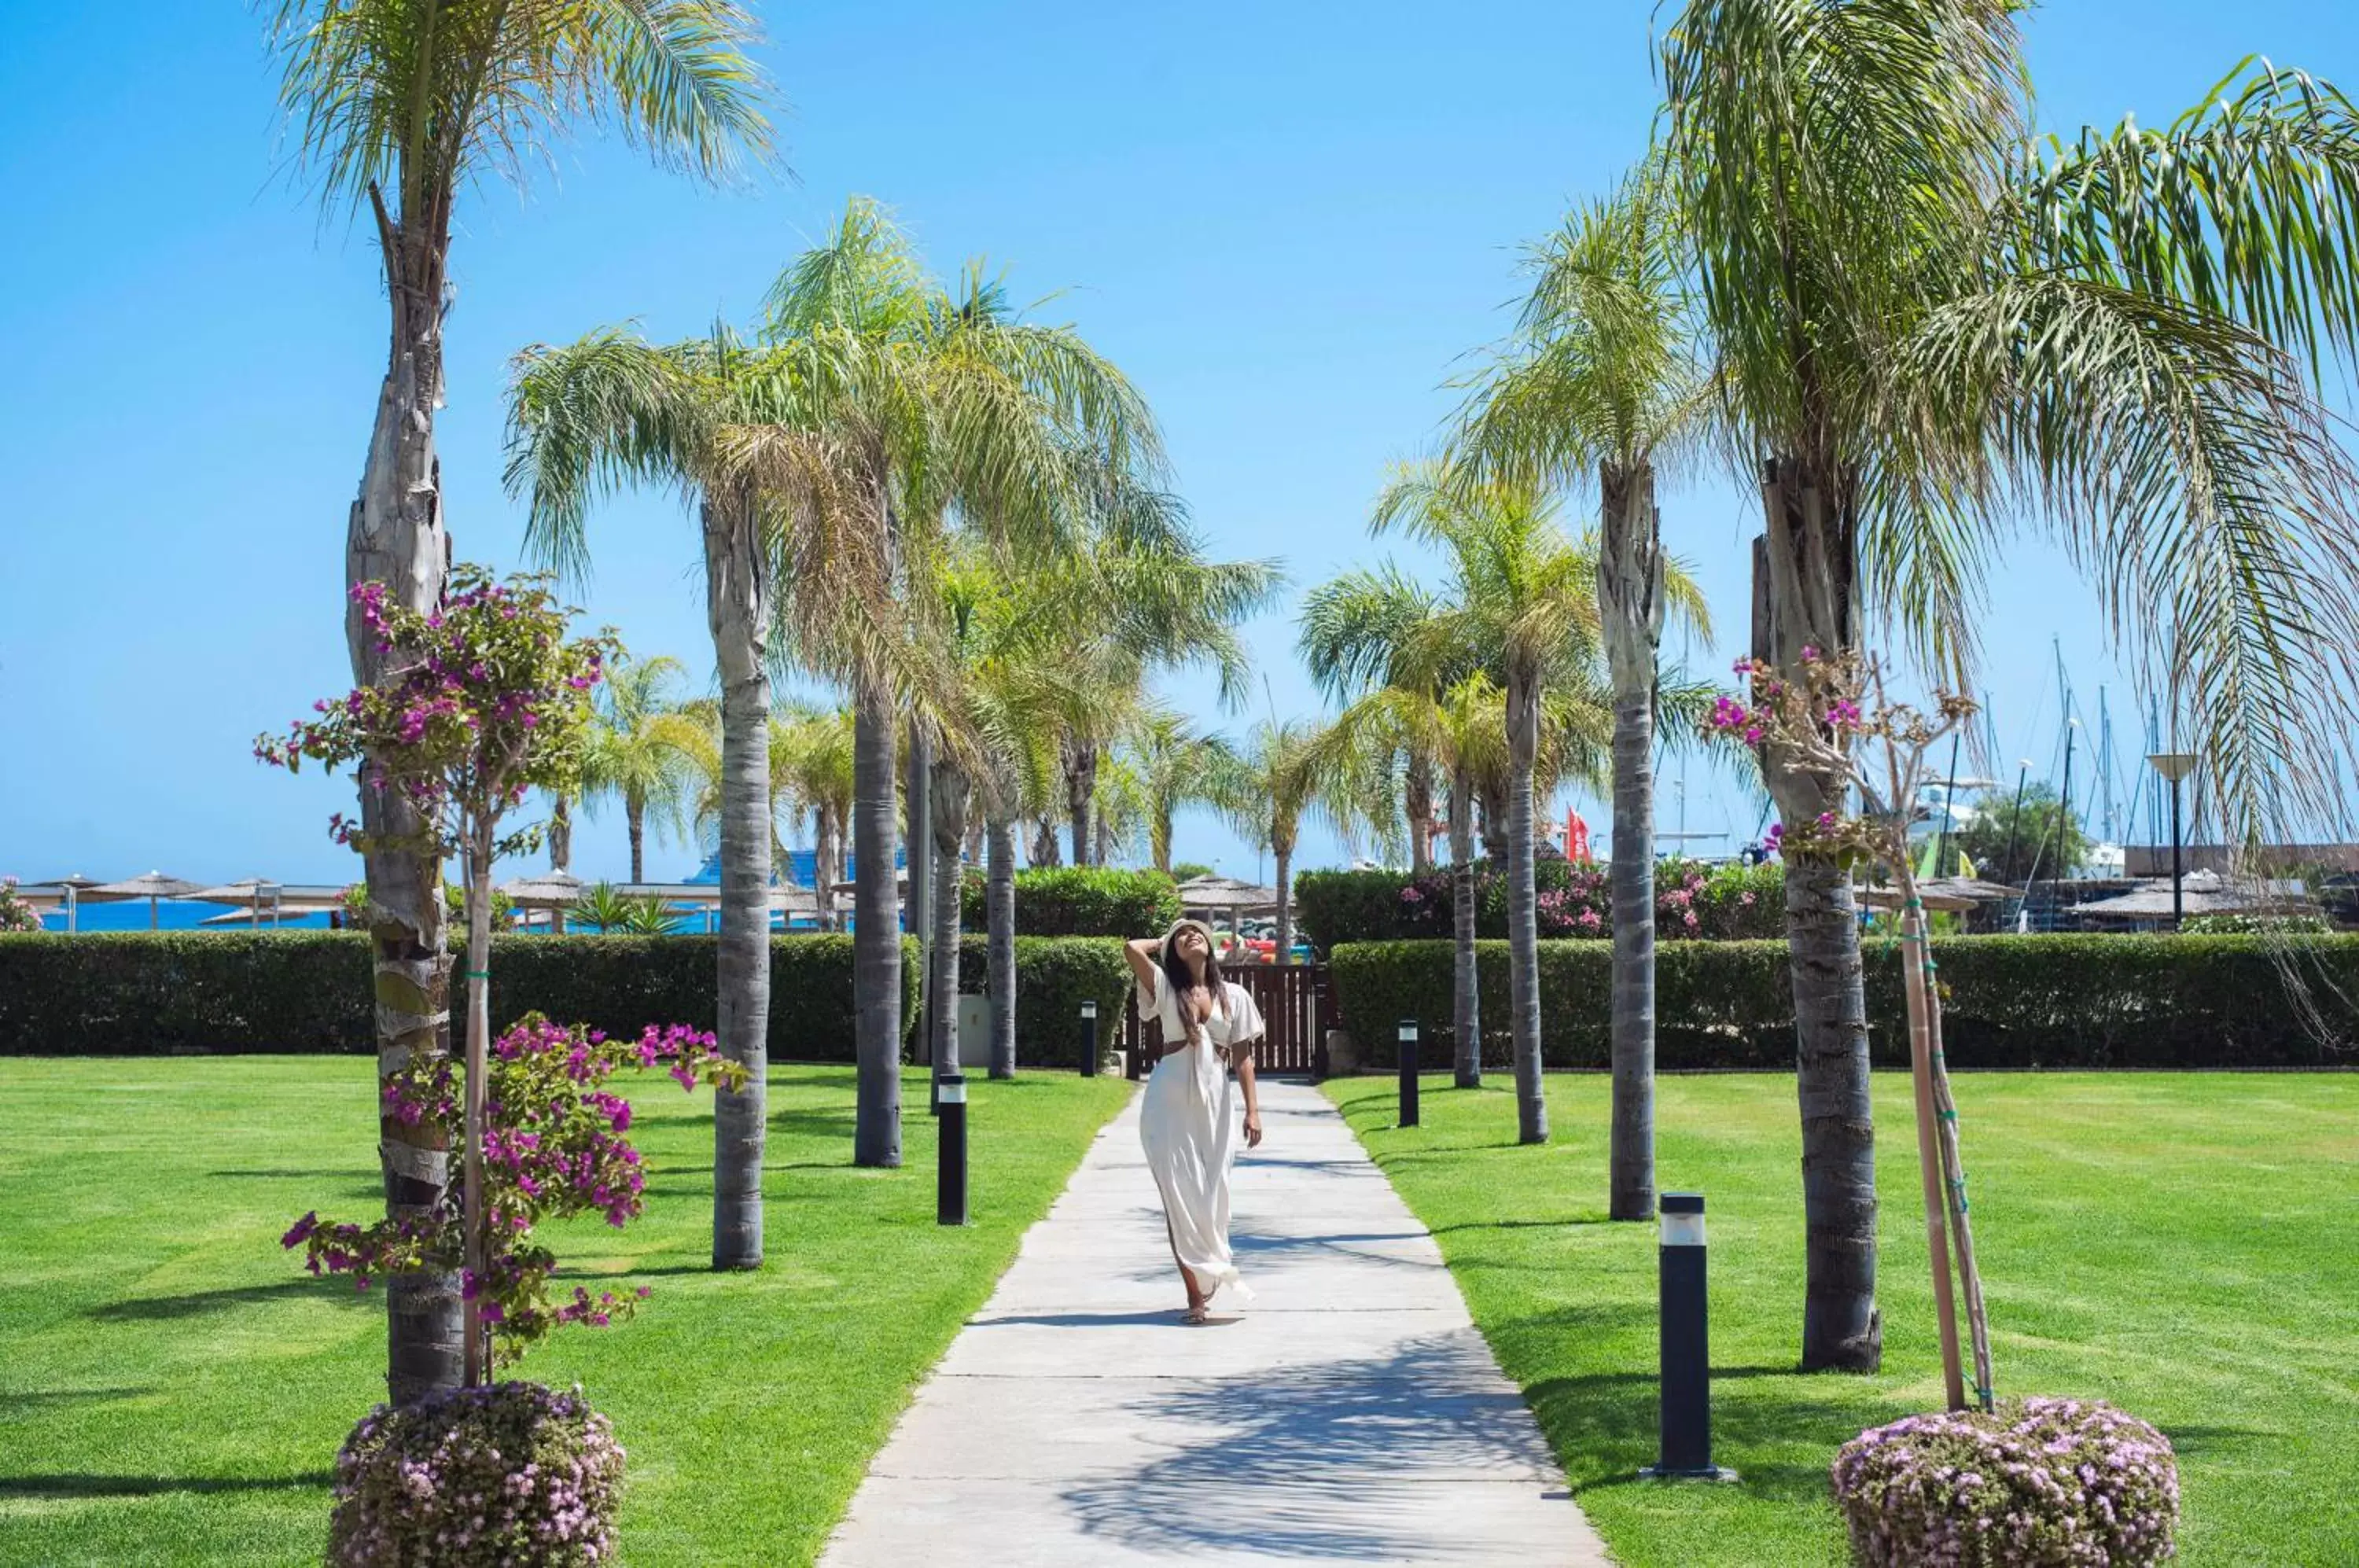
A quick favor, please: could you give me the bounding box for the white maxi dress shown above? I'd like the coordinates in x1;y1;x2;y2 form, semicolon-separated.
1137;966;1264;1303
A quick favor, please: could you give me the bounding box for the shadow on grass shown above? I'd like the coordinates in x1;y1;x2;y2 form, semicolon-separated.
88;1279;375;1322
0;1387;156;1414
1430;1215;1614;1235
0;1473;333;1499
204;1169;377;1180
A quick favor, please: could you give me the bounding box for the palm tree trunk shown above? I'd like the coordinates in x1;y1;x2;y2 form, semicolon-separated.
1151;804;1174;876
1756;455;1880;1373
347;203;458;1406
1273;843;1295;961
1601;462;1666;1223
1478;777;1509;863
929;760;970;1087
1063;735;1098;867
987;816;1018;1078
705;497;771;1270
627;800;646;885
852;695;903;1167
1506;667;1548;1145
906;724;932;1063
1449;769;1480;1088
820;810;844;934
1095;812;1116;867
1031;815;1063;867
1405;750;1435;874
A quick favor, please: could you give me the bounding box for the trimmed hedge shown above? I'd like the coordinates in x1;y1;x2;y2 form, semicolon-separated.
1328;934;2359;1070
955;935;1132;1070
957;867;1180;937
1295;859;1785;953
0;932;920;1061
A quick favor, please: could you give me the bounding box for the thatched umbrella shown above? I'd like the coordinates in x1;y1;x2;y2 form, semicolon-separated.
186;880;348;927
24;874;102;932
83;871;204;929
498;871;586;933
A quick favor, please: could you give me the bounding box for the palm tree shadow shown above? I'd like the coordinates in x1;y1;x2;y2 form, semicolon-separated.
1062;1332;1560;1561
88;1279;377;1322
0;1473;333;1499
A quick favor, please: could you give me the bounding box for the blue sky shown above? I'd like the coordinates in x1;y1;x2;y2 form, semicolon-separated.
2;1;2352;889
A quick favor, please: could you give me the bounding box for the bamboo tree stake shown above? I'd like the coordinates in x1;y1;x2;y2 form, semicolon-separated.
1897;891;1967;1411
1919;931;1995;1411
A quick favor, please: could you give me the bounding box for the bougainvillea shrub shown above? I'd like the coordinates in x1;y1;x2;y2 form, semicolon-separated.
0;878;42;934
1831;1398;2180;1567
329;1381;624;1567
282;1013;743;1360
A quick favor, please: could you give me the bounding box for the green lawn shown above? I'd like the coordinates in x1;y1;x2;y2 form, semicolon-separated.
1326;1071;2359;1568
0;1057;1131;1567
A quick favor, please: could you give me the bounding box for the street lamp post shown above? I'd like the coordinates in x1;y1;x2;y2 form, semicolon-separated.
2146;753;2199;929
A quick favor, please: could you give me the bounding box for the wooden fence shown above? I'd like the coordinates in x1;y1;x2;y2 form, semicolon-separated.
1122;963;1336;1077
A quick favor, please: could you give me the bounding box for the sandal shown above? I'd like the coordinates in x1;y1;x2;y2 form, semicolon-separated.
1182;1303;1209;1326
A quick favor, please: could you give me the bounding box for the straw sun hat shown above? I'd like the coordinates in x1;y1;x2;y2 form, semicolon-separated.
1158;918;1220;965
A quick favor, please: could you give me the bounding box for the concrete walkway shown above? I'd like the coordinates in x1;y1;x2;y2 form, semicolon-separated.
820;1080;1611;1567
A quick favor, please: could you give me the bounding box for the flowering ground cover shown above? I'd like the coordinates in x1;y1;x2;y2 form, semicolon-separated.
1326;1071;2359;1566
0;1058;1130;1566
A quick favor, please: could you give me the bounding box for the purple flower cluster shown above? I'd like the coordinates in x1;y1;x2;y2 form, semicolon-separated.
329;1380;626;1567
1382;859;1784;942
287;1013;742;1362
1831;1398;2180;1566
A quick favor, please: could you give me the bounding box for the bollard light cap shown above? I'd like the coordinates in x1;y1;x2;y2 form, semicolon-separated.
938;1074;967;1105
1397;1018;1419;1040
1662;1192;1705;1214
1080;999;1099;1018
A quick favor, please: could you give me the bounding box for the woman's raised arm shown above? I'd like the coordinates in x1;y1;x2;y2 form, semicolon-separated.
1123;937;1161;989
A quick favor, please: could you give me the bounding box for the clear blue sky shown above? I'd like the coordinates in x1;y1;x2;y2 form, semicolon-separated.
3;2;2352;889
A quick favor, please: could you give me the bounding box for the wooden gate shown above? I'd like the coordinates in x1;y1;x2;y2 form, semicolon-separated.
1122;963;1337;1077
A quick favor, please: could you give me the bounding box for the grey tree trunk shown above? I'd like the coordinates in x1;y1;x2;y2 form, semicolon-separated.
1755;455;1880;1373
929;760;970;1087
347;205;458;1406
1273;844;1294;962
549;796;572;873
1405;751;1435;874
1600;462;1666;1223
815;808;843;933
987;816;1018;1078
906;723;933;943
852;696;903;1167
1031;816;1063;867
626;799;646;885
705;497;771;1270
1095;813;1117;867
1449;770;1480;1087
1506;668;1548;1145
1062;734;1098;867
1478;778;1509;863
906;723;932;1063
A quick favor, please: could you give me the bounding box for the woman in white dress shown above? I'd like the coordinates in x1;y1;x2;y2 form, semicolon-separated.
1124;919;1264;1324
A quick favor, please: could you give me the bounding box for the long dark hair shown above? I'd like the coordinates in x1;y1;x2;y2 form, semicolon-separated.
1161;923;1224;1015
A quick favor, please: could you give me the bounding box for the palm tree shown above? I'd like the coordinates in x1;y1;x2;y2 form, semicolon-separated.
1454;161;1713;1220
1128;710;1236;876
506;323;892;1272
1209;718;1354;962
1300;563;1459;870
581;654;703;883
1371;465;1600;1144
771;705;856;930
762;201;1167;1167
1661;4;2359;1371
268;0;769;1400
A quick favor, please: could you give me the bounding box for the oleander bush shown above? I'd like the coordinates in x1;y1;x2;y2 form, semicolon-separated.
0;932;918;1058
1294;858;1784;953
1831;1398;2180;1567
958;866;1181;937
328;1381;626;1568
1327;933;2359;1069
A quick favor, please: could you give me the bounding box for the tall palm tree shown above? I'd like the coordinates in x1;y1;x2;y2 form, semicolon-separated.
1662;3;2359;1371
1300;563;1459;870
581;654;703;883
1371;465;1599;1144
269;0;769;1401
506;322;891;1272
762;201;1167;1167
1454;161;1713;1220
1209;718;1354;962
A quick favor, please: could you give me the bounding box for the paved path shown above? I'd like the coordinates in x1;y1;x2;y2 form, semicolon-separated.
820;1080;1612;1567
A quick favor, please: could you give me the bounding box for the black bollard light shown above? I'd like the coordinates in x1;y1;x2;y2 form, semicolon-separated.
1397;1018;1420;1128
937;1073;969;1226
1642;1192;1736;1481
1079;999;1100;1078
